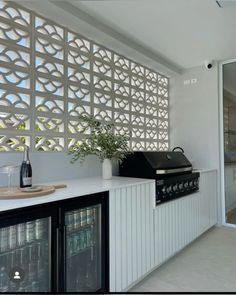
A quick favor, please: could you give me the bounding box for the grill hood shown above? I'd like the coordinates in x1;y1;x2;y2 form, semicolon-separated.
119;151;192;179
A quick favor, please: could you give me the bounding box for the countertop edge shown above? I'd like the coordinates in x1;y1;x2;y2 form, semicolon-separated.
0;170;216;213
0;176;155;213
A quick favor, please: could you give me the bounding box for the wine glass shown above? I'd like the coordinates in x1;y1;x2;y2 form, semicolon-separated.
0;165;20;195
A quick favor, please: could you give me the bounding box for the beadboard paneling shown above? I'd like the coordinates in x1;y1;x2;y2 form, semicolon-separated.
109;181;155;292
154;170;217;267
109;171;217;292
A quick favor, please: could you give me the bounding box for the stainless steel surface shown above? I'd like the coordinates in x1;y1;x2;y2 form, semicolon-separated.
156;166;192;175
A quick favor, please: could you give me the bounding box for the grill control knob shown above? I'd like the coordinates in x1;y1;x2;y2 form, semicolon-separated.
184;181;189;188
162;186;167;193
189;180;193;187
178;182;183;190
194;179;199;187
173;184;177;192
167;186;172;193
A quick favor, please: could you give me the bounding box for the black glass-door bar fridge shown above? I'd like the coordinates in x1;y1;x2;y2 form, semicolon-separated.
0;192;109;293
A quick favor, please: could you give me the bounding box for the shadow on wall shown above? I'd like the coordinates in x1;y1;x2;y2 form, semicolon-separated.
0;153;103;186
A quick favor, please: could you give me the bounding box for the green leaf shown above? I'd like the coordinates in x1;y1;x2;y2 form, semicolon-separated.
69;115;132;163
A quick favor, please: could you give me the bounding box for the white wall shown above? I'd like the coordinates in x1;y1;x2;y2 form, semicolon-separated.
0;153;102;187
170;65;219;169
170;65;221;222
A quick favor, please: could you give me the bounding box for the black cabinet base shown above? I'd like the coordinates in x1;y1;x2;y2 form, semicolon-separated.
0;192;109;293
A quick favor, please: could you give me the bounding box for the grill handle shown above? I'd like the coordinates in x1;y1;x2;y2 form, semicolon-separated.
172;146;184;153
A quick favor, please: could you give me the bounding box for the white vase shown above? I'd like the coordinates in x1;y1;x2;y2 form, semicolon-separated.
102;158;112;180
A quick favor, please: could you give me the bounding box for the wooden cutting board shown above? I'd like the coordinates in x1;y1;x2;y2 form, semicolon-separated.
0;184;67;199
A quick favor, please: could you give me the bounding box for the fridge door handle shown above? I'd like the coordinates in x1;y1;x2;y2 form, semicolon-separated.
63;225;67;291
56;227;60;292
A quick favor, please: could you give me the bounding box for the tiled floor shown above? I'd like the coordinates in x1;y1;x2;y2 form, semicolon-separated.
129;226;236;293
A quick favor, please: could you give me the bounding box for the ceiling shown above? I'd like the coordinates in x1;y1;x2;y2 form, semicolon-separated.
66;0;236;69
19;0;236;74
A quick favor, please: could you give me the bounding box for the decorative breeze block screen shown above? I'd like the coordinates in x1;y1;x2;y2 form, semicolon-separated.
0;1;169;152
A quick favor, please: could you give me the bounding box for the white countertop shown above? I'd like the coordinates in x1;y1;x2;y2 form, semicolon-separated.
0;176;154;212
0;169;216;213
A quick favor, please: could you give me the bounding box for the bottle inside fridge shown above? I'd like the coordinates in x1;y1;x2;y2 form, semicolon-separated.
0;217;51;292
65;205;101;292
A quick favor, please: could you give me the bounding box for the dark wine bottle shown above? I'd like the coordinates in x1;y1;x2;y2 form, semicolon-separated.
20;145;32;188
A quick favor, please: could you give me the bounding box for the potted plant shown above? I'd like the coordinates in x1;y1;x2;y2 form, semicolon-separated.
69;115;132;179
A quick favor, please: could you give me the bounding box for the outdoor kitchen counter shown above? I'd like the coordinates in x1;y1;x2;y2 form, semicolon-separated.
0;171;217;292
0;176;155;212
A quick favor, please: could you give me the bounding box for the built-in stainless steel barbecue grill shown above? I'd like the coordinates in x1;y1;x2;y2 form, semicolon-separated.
119;151;200;205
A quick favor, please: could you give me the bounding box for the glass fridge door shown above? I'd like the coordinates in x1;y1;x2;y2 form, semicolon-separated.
0;217;51;292
65;204;102;292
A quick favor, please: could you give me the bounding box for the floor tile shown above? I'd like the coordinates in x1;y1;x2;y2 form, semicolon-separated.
129;226;236;292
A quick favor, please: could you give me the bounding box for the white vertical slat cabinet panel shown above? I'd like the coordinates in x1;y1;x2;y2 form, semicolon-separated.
121;188;127;290
141;184;147;274
145;184;150;271
126;186;132;287
154;170;217;268
115;188;122;292
109;181;155;292
109;185;116;291
136;184;142;279
199;174;209;233
210;170;217;226
149;183;155;270
198;171;218;234
154;201;162;266
202;170;218;228
131;185;138;283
